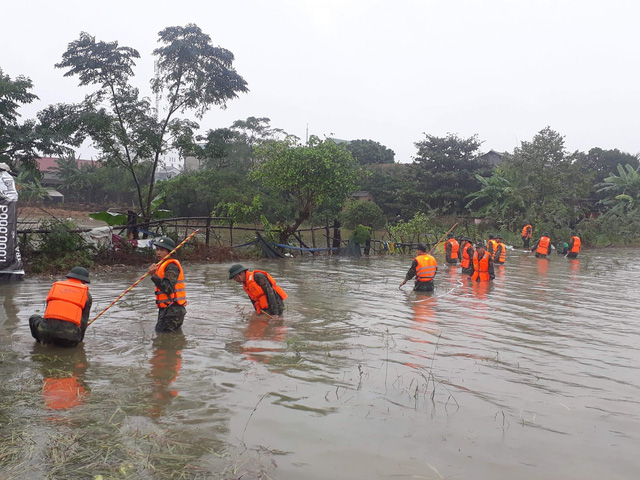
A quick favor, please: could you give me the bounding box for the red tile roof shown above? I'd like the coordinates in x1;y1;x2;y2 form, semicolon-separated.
36;157;98;172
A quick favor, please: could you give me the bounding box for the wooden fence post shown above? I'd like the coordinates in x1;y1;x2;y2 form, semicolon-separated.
205;215;211;247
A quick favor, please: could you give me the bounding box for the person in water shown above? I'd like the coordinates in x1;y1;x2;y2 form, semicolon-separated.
229;264;287;316
29;267;92;347
472;243;495;282
567;232;581;258
531;233;552;258
148;236;187;332
399;243;438;292
444;233;459;265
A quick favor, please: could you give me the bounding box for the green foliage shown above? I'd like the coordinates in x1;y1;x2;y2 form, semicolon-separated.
412;133;488;214
341;200;385;230
29;220;94;274
253;135;361;242
55;24;248;218
598;164;640;214
350;224;372;244
465;171;526;228
0;68;79;169
359;164;416;220
15;170;49;202
388;212;435;245
345;139;395;165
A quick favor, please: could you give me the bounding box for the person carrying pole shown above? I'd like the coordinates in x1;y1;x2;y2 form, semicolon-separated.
148;236;187;333
29;267;92;347
399;243;438;292
229;264;287;316
445;233;459;265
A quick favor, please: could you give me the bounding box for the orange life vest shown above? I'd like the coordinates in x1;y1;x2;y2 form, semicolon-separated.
536;236;551;255
522;225;532;239
414;254;437;282
495;242;506;263
445;238;459;259
487;239;498;256
570;236;581;253
44;279;89;326
472;251;491;281
243;270;288;314
460;243;475;269
155;259;187;308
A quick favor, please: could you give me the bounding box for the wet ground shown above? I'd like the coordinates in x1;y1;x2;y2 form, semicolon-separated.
1;248;639;479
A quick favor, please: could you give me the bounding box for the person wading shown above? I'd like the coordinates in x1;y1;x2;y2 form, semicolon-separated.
445;233;459;265
399;243;438;292
29;267;92;347
459;237;475;276
472;243;495;282
521;223;533;249
229;264;287;316
494;234;506;264
567;232;581;258
148;236;187;333
487;234;497;258
531;233;552;258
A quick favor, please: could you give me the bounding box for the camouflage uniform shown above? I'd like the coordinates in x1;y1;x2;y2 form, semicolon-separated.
29;293;93;348
151;261;186;333
254;272;285;315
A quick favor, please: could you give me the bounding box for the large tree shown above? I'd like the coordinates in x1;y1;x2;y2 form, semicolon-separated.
412;133;487;214
0;68;81;171
345;139;395;165
253;135;361;243
56;24;248;217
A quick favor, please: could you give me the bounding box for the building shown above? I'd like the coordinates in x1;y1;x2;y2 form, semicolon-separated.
476;150;504;167
35;157;97;188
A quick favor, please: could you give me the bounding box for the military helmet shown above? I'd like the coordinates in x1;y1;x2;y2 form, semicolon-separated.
446;232;455;238
66;266;90;283
228;264;248;279
153;236;176;251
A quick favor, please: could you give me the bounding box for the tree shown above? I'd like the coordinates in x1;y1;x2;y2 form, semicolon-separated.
465;170;526;228
345;139;395;165
412;133;487;214
56;24;248;218
341;200;385;230
598;164;640;214
195;117;288;170
0;68;81;172
253;136;361;243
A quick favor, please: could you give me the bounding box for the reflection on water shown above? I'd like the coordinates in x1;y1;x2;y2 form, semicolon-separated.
2;249;640;479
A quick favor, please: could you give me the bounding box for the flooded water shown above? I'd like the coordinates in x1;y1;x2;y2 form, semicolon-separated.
1;248;639;479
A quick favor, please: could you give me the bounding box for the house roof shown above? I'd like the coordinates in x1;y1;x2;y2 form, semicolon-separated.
36;157;96;172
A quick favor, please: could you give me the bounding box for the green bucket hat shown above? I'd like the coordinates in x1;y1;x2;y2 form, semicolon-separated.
228;264;248;279
66;266;90;283
153;236;176;251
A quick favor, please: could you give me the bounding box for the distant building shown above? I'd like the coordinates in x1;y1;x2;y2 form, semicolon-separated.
155;165;182;181
350;191;374;202
35;157;97;187
476;150;504;167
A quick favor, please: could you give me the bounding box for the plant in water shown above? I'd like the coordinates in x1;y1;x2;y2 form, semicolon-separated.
29;220;94;274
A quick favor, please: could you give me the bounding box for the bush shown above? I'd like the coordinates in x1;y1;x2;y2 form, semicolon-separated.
27;220;94;274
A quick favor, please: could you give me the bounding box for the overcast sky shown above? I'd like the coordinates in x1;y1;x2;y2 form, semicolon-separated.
2;0;639;163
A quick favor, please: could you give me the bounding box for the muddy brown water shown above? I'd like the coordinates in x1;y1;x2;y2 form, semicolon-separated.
1;249;639;479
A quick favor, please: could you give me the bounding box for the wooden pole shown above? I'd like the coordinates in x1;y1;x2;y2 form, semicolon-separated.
88;230;199;326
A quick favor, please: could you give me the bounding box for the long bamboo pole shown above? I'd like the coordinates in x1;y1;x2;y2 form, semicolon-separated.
428;222;459;255
88;230;199;326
